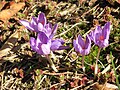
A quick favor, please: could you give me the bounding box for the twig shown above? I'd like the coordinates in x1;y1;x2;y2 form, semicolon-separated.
50;81;66;88
115;65;120;71
1;71;5;90
54;22;87;38
71;85;83;90
97;9;105;18
43;71;73;76
84;82;97;90
98;59;105;68
39;75;47;85
81;4;99;17
64;48;74;60
46;55;58;72
101;64;111;74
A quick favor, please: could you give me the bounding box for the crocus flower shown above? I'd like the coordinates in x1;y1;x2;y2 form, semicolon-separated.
20;13;58;38
30;31;51;55
89;22;111;48
30;31;68;55
20;12;46;32
73;35;91;56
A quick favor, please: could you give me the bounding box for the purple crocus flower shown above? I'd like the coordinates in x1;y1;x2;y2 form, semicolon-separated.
30;31;51;55
89;22;111;48
73;35;91;56
30;31;68;55
20;12;46;32
20;13;58;38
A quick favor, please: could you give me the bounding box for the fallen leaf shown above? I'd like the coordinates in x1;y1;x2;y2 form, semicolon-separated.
0;1;7;11
0;30;20;59
0;2;25;22
116;0;120;4
79;0;86;5
106;0;120;5
93;82;118;90
89;0;97;6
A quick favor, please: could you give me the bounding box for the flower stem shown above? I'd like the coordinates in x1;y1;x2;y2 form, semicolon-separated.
82;55;85;72
95;47;101;75
46;55;58;72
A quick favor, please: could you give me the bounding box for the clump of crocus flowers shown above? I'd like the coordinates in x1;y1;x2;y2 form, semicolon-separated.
20;12;111;74
73;22;111;73
20;12;68;72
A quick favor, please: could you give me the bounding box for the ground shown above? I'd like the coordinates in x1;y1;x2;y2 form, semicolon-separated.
0;0;120;90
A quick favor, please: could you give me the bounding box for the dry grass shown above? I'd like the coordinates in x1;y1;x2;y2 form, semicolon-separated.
0;0;120;89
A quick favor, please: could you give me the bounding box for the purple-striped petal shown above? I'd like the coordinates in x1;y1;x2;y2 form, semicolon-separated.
41;43;51;55
37;12;46;26
31;16;37;25
38;23;44;32
51;39;64;50
84;35;91;55
73;40;79;52
44;23;52;37
49;24;58;39
30;37;37;51
37;32;49;44
78;35;85;49
102;22;110;40
20;20;34;31
58;46;69;50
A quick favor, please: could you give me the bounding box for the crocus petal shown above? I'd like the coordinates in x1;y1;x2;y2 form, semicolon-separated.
96;26;102;33
38;23;44;32
30;37;37;51
56;39;65;44
37;12;46;26
57;46;69;50
102;22;110;40
31;16;37;25
35;43;44;55
102;39;109;47
73;40;80;52
51;39;64;50
90;26;102;42
20;20;34;31
53;24;58;33
95;33;101;45
89;31;94;41
41;43;51;55
37;31;49;44
50;24;58;39
78;35;85;48
84;35;91;55
98;39;109;48
44;23;53;37
77;45;84;55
